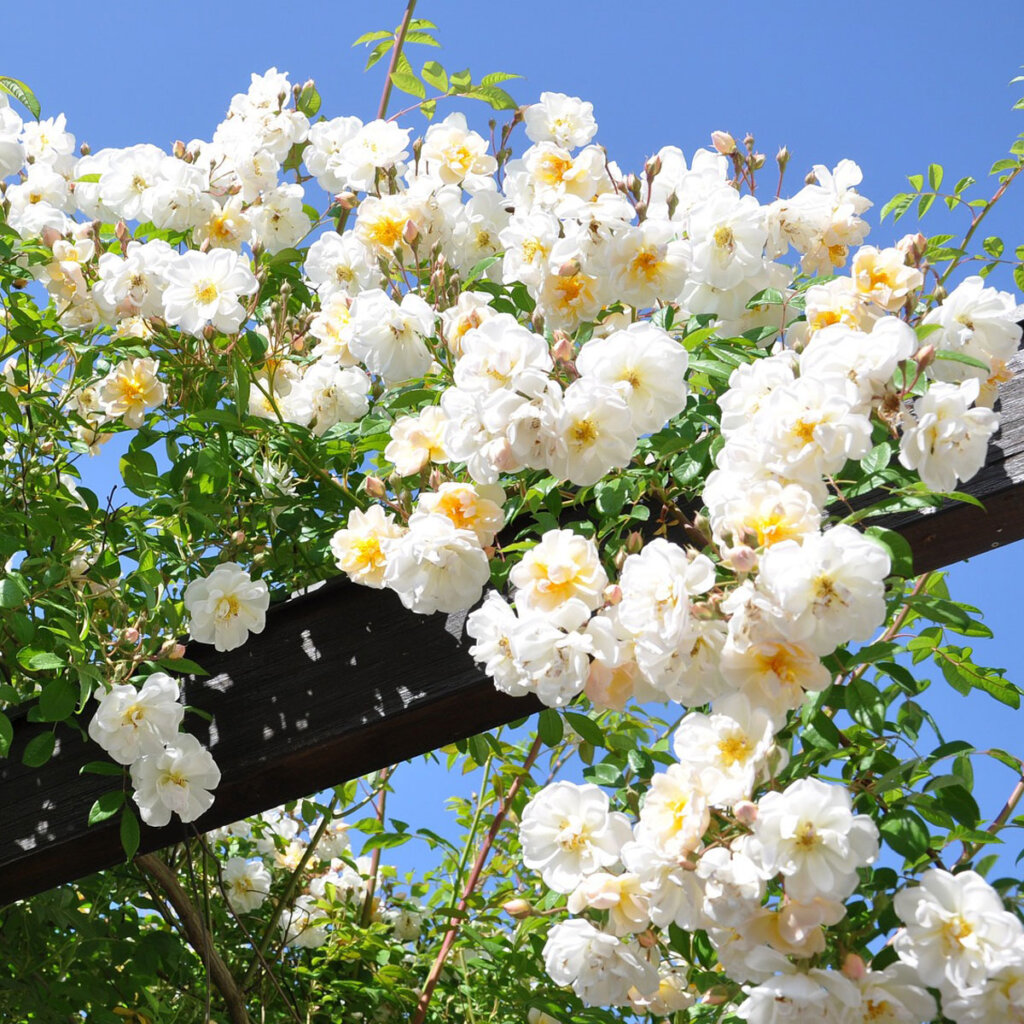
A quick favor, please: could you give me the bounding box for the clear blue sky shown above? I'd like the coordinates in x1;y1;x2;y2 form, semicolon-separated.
4;0;1023;870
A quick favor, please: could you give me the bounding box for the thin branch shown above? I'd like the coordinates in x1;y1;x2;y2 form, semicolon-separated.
376;0;418;121
136;851;251;1024
411;733;544;1024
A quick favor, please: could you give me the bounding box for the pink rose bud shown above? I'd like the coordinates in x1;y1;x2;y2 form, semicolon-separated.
711;131;736;155
167;643;187;660
550;332;575;364
914;344;935;371
402;219;419;245
364;476;387;500
637;929;658;949
602;584;623;606
842;954;867;980
733;800;758;825
897;232;928;264
776;146;790;170
726;545;758;574
122;627;141;645
502;898;533;919
333;191;359;212
556;259;581;278
41;226;63;248
644;154;662;180
230;530;246;546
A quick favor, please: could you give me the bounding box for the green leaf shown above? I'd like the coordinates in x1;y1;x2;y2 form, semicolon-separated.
880;193;914;222
296;82;321;118
860;441;894;476
17;648;64;672
365;39;393;71
480;72;521;86
404;30;440;47
421;60;448;92
0;711;11;758
465;85;517;111
933;350;991;373
449;68;473;92
80;759;126;777
22;731;55;768
1014;264;1024;293
88;790;126;826
0;76;40;119
38;678;76;721
982;235;1004;258
390;70;426;100
538;708;564;746
351;29;393;47
917;193;935;218
0;575;27;608
594;476;629;517
928;163;943;191
583;761;621;787
120;806;141;860
879;808;931;859
908;174;924;192
846;676;886;732
865;525;914;578
564;711;604;747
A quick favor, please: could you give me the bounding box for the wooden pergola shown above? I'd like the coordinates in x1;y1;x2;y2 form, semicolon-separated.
2;352;1022;906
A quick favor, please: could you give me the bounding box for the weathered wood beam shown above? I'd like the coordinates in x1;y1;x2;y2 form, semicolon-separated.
2;350;1022;906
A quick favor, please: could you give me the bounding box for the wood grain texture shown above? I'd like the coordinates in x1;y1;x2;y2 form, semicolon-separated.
2;357;1022;905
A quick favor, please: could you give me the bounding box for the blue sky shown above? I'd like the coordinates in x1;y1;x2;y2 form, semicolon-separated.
4;0;1023;871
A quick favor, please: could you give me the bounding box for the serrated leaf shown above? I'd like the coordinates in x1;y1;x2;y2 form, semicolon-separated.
908;174;924;192
404;30;439;47
982;235;1004;258
120;806;141;860
480;72;522;86
365;39;393;71
0;76;40;119
420;98;437;121
880;193;914;222
390;71;426;100
88;789;125;826
928;163;943;191
407;18;438;29
917;193;935;218
352;29;394;47
421;60;448;92
954;176;975;193
466;84;517;111
450;68;472;92
22;731;55;767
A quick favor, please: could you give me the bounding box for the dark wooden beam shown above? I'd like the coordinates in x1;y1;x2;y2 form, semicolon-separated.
2;351;1022;906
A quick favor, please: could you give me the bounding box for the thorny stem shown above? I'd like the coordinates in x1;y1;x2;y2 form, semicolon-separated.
376;0;418;122
411;733;544;1024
